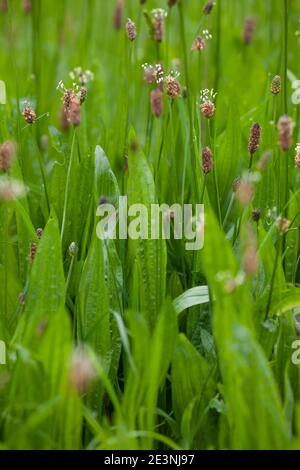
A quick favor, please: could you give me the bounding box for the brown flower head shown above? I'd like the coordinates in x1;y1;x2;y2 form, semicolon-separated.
200;100;215;119
256;150;272;171
22;105;36;124
152;9;167;43
113;0;124;30
0;0;8;13
0;141;16;172
151;88;163;118
166;75;181;99
248;123;261;155
79;87;87;104
68;96;81;126
23;0;32;14
278;115;293;152
191;36;206;51
236;180;254;206
203;1;214;15
243;16;255;45
126;18;137;41
168;0;177;6
252;208;261;223
202;146;213;174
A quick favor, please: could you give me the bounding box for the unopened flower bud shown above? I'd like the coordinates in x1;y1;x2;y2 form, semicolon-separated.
69;242;78;257
276;217;290;233
271;75;281;95
252;208;261;222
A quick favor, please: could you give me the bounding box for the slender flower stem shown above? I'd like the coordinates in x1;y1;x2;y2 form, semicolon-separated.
265;236;282;319
223;193;235;229
207;120;222;224
283;0;288;115
178;1;199;202
248;153;254;171
214;0;222;100
66;256;75;293
61;128;77;241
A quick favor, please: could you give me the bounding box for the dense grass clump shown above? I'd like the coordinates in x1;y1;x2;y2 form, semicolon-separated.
0;0;300;450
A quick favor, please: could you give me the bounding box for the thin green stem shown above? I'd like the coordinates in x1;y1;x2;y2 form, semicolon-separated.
207;120;222;224
265;236;282;319
283;0;288;115
178;1;199;203
61;128;77;241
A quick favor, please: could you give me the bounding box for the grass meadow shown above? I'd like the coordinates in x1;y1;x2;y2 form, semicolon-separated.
0;0;300;450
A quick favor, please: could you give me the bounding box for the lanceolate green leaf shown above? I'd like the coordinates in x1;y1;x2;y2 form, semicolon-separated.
127;130;167;330
173;286;210;315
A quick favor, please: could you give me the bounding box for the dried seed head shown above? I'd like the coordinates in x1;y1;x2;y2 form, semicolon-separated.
152;9;167;43
236;181;254;206
151;88;163;118
166;75;181;99
69;349;96;395
22;105;36;124
256;150;272;171
36;228;43;239
113;0;124;30
126;18;137;41
0;141;16;172
278;115;293;152
276;217;290;233
29;242;37;262
191;36;206;51
243;16;255;45
252;208;261;222
202;146;213;174
232;176;241;193
200;100;215;119
248;123;261;155
69;242;78;257
168;0;177;6
271;75;281;95
203;1;214;15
